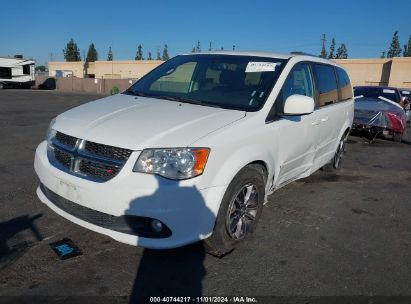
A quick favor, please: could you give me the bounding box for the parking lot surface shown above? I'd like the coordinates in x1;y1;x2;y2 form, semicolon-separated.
1;90;411;298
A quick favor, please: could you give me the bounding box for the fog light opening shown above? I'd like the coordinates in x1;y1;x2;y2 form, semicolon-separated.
151;219;163;233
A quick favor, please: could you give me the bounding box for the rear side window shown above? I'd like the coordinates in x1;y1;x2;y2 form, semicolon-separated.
336;67;353;100
313;64;338;107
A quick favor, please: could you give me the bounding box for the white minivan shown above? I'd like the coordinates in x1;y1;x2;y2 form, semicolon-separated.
34;52;354;256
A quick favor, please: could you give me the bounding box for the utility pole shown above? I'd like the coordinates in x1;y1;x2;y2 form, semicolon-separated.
155;45;161;60
321;34;326;49
320;33;327;58
49;52;54;62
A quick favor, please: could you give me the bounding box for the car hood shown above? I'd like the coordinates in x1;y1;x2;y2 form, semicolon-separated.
54;94;246;150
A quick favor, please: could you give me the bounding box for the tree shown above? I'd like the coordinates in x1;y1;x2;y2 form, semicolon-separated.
232;45;236;51
381;51;386;58
387;31;401;58
35;65;47;72
135;44;144;60
403;34;411;57
107;47;113;61
86;43;98;62
196;40;201;52
162;44;169;61
209;41;212;51
156;48;161;60
63;38;81;61
192;47;196;53
147;52;152;60
336;43;348;59
328;38;336;59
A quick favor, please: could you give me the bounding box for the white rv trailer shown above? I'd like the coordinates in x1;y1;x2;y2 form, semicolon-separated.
0;56;35;89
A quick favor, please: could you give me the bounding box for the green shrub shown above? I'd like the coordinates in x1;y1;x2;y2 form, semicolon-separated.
110;86;120;95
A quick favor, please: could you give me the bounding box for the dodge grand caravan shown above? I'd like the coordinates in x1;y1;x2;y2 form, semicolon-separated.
34;52;354;256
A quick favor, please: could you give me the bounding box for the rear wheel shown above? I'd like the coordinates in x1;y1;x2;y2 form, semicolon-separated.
0;83;4;90
393;132;403;142
204;165;265;257
323;135;346;171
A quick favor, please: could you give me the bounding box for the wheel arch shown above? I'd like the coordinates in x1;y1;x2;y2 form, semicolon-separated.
205;144;275;193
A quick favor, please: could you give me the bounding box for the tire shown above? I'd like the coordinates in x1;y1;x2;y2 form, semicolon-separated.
323;135;346;171
393;132;403;142
0;83;4;90
204;164;265;257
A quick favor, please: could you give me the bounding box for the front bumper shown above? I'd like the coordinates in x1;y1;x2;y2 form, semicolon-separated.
34;141;226;249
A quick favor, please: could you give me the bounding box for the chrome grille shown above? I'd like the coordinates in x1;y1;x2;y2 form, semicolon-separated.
48;132;132;182
55;131;77;148
79;159;120;179
84;141;131;161
54;149;71;169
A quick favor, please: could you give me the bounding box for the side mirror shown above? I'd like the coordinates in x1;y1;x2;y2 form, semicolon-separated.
283;94;315;115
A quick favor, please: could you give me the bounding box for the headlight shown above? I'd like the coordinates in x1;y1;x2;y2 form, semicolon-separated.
133;148;210;180
46;117;57;144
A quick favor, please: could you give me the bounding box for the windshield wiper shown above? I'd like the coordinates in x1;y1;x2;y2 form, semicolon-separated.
123;90;149;97
151;95;221;108
124;92;221;108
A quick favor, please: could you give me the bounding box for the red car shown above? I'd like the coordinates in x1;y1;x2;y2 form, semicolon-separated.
353;86;407;142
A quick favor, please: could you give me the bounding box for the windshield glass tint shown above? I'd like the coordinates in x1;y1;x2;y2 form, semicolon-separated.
125;54;286;111
354;87;400;103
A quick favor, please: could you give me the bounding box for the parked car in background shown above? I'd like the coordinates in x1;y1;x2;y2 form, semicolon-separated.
34;52;354;256
353;86;407;142
399;88;411;122
354;86;402;105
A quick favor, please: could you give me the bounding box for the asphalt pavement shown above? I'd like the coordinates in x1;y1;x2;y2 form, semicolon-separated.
0;90;411;300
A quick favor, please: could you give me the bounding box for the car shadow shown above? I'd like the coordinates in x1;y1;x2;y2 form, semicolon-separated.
0;214;43;270
126;175;215;300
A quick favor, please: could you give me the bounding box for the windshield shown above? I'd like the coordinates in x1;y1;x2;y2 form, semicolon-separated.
400;89;410;96
354;87;400;103
124;54;287;111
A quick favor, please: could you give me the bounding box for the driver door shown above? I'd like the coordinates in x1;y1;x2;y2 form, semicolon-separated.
273;63;321;187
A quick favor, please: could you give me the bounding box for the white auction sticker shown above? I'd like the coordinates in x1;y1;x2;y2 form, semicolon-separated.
246;62;278;73
383;89;395;94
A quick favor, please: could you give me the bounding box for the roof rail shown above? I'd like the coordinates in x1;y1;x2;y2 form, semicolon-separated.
290;51;319;57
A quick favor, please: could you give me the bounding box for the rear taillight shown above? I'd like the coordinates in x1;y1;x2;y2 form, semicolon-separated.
386;112;404;133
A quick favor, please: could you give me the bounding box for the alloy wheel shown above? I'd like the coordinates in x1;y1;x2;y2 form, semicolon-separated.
226;183;259;240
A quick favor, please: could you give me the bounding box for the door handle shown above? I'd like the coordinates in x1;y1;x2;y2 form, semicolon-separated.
311;120;320;126
321;116;329;122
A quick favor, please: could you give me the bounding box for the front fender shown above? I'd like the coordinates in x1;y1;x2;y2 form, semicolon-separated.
205;144;275;192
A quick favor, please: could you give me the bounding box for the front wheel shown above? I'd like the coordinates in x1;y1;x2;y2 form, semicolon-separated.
204;165;265;257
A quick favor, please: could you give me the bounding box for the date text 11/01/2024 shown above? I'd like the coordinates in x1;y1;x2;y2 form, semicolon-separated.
149;296;258;303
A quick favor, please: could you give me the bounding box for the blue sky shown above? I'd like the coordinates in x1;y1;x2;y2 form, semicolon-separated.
1;0;410;64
